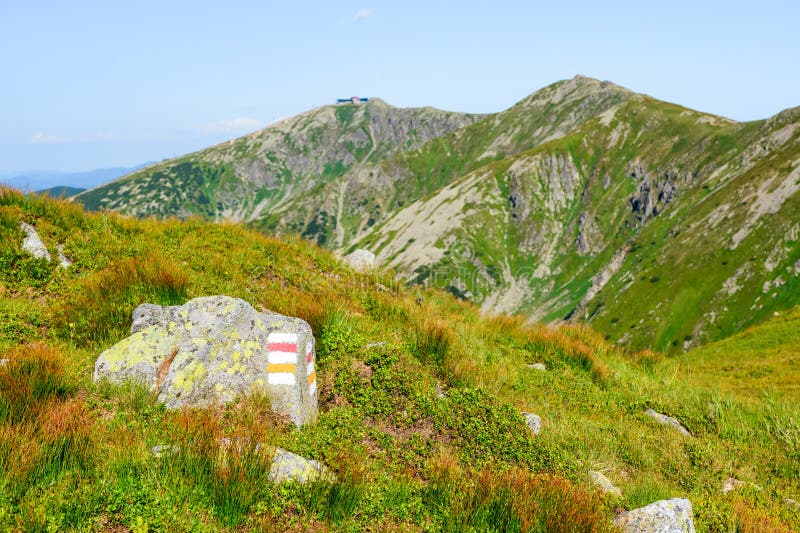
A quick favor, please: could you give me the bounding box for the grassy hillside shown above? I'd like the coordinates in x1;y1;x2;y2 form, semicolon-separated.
1;188;799;531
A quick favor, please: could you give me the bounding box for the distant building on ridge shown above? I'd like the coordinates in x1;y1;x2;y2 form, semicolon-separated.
336;96;369;104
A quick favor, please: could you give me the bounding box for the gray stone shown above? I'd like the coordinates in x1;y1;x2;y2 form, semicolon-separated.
721;477;744;494
93;296;318;426
589;470;622;497
57;244;72;269
645;409;691;436
347;249;376;271
528;362;547;371
615;498;695;533
269;447;334;483
20;222;51;261
523;412;541;435
435;382;447;399
151;444;179;458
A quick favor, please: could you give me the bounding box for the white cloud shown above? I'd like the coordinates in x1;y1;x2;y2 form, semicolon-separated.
27;117;266;145
29;131;115;144
354;8;374;21
196;117;265;135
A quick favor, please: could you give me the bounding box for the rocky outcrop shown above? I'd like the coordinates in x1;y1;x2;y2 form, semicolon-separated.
347;249;376;271
628;164;688;223
614;498;695;533
645;409;691;436
94;296;318;426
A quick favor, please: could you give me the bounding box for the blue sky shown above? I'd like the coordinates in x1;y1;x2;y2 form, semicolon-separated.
1;0;798;174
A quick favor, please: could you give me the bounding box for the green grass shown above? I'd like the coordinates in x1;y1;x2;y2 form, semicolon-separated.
0;188;799;531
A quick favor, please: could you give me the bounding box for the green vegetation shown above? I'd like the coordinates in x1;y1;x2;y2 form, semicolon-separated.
1;188;799;530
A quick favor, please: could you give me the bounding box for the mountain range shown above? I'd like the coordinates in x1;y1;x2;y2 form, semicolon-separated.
74;76;800;352
1;164;148;192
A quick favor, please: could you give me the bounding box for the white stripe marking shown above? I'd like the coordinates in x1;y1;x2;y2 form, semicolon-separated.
309;381;317;396
268;373;296;385
268;351;297;364
268;332;298;343
307;361;315;375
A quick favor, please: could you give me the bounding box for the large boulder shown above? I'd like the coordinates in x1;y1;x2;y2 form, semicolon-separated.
346;249;376;271
93;296;318;426
614;498;695;533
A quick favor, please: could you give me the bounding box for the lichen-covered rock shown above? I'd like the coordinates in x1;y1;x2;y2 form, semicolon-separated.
523;412;541;435
269;447;334;483
645;409;691;436
20;222;51;261
615;498;695;533
589;470;622;497
347;249;376;271
93;296;318;426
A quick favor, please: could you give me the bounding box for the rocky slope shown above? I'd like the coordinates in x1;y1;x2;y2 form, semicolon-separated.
74;77;800;351
356;97;799;351
76;99;481;235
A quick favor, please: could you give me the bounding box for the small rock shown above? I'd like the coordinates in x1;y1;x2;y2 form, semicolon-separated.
527;363;547;371
523;412;541;435
0;359;9;367
347;249;376;272
57;244;72;269
364;341;387;349
615;498;695;533
721;477;744;494
786;498;799;508
269;447;334;484
645;409;691;436
435;382;447;399
20;222;51;261
589;470;622;497
151;444;179;458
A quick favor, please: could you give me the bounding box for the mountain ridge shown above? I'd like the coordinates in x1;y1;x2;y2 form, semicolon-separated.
73;76;800;352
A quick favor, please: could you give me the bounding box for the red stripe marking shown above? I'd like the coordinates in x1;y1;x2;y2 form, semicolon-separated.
307;350;313;363
268;343;297;352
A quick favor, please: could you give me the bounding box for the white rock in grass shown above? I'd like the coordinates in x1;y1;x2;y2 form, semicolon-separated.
645;409;691;436
347;249;376;271
523;412;541;435
57;244;72;269
151;444;179;458
528;363;547;371
721;477;744;494
614;498;696;533
269;448;335;483
20;222;51;261
589;470;622;497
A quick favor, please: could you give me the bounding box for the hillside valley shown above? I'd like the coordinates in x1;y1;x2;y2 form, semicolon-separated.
1;189;799;530
74;77;800;353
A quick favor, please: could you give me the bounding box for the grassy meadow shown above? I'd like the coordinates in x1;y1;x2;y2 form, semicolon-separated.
0;187;798;531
